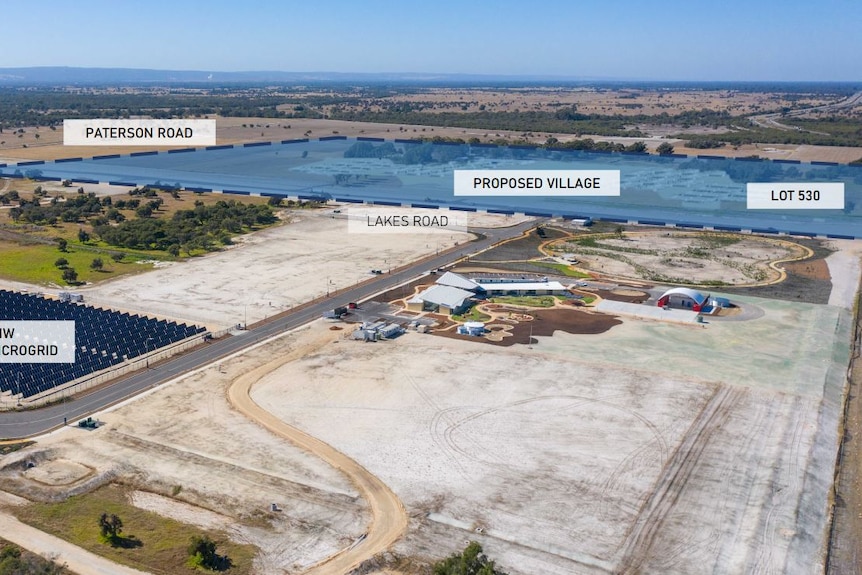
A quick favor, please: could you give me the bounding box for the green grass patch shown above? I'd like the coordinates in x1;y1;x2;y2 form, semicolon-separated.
0;536;70;574
490;296;557;308
693;234;742;249
0;242;154;285
452;307;492;322
15;484;256;575
0;441;35;455
531;261;590;278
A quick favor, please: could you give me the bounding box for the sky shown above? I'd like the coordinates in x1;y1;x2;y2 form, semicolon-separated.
4;0;861;81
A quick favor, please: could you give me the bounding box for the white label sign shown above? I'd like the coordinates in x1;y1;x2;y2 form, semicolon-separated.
64;119;216;146
0;321;75;363
747;182;844;210
346;207;468;234
454;170;620;196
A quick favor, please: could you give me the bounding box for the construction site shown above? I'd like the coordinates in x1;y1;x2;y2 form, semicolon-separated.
0;204;858;574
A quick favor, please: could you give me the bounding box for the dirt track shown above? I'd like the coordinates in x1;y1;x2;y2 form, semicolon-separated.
0;513;149;575
226;330;408;574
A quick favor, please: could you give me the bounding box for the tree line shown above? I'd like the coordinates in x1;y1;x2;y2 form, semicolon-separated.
6;186;279;256
0;88;296;129
94;200;277;254
342;138;657;166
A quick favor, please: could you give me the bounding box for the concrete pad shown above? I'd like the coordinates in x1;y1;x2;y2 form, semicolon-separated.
596;299;700;324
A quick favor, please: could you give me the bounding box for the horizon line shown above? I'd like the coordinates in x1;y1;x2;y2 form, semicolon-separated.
0;66;859;85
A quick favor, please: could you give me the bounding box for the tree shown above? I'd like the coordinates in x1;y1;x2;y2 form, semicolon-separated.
78;228;90;243
54;258;68;268
98;513;123;544
433;541;507;575
90;258;104;271
656;142;675;156
625;141;647;153
57;238;68;252
0;541;65;573
187;535;219;570
61;267;78;284
110;251;125;262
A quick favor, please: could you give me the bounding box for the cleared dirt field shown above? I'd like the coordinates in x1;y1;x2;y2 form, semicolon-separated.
0;199;858;574
251;291;852;574
0;325;372;574
550;232;806;286
46;209;476;330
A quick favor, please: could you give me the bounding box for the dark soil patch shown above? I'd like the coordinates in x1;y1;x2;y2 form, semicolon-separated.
783;258;831;281
718;271;832;304
376;276;434;303
592;289;649;303
718;238;834;305
0;441;36;455
469;260;576;277
433;308;621;347
466;227;566;263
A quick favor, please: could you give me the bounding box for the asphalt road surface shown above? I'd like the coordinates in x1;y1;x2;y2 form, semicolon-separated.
0;220;537;439
750;90;862;132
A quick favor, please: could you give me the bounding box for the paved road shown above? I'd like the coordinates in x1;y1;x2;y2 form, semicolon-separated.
0;220;537;439
750;90;862;133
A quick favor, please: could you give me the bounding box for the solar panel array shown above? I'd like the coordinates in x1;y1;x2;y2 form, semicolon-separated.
0;290;206;398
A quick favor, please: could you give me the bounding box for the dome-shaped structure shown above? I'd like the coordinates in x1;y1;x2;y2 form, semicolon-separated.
656;287;709;312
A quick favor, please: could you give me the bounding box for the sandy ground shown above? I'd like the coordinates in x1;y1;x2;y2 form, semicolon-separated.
0;206;520;574
552;233;803;285
825;239;862;309
250;288;851;574
0;325;372;574
59;209;478;330
48;207;529;330
226;328;408;575
0;200;857;574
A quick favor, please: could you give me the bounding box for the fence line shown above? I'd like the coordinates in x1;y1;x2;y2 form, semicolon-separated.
1;331;220;411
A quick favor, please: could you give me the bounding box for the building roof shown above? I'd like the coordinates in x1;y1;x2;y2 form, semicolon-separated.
436;271;480;291
660;287;709;305
411;284;474;309
477;281;568;292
